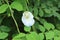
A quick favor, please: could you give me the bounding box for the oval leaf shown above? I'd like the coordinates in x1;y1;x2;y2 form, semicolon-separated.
0;4;8;14
0;32;8;39
24;26;31;32
12;33;26;40
11;1;23;11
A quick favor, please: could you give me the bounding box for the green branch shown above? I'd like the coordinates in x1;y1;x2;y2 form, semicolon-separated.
5;0;20;33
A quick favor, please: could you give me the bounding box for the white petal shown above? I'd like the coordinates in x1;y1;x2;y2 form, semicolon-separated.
22;16;35;27
23;11;34;19
22;11;35;27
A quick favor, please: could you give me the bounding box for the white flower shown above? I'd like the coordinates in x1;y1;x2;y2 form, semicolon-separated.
22;11;35;27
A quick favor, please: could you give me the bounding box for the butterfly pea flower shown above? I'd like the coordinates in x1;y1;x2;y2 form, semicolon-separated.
22;11;35;27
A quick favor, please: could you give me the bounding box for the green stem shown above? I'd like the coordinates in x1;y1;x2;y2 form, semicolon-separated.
32;26;36;32
5;0;20;33
35;17;40;21
26;0;29;5
25;0;29;11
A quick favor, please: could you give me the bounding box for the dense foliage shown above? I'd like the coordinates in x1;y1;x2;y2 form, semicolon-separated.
0;0;60;40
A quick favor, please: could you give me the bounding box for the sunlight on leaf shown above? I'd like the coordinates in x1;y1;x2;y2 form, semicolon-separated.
12;33;26;40
0;4;8;14
39;33;44;40
24;26;31;32
39;25;45;32
11;1;23;11
45;31;54;39
26;32;39;40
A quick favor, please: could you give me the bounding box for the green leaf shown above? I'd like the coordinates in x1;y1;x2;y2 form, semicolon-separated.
56;23;60;30
34;0;40;7
33;7;38;17
0;32;8;39
41;3;47;8
39;9;44;17
49;23;55;30
44;7;58;17
44;22;51;31
53;12;60;20
26;32;39;40
44;13;53;17
11;1;23;11
45;31;54;39
0;25;11;32
34;22;39;29
39;25;45;32
46;1;53;7
44;8;51;14
39;18;47;24
0;0;2;5
12;33;26;40
19;0;28;11
0;4;8;14
58;2;60;8
15;0;28;11
29;6;33;12
53;12;59;16
44;22;55;31
39;33;44;40
24;26;31;32
54;36;60;40
51;7;58;11
54;29;60;36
